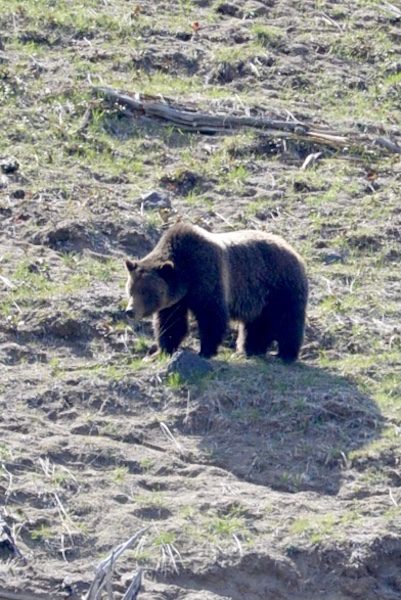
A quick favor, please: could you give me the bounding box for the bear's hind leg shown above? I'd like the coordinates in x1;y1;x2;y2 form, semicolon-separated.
240;314;274;357
154;302;188;355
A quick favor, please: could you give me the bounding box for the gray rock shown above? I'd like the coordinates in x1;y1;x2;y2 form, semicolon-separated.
0;157;19;174
139;190;171;210
166;349;213;382
321;249;347;264
12;189;25;199
215;3;242;18
290;44;309;56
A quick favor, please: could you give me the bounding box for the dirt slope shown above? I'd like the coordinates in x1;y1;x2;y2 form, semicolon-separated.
1;1;401;598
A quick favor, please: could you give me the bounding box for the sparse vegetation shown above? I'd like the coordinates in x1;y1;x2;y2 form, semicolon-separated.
1;0;401;598
252;24;284;48
166;372;183;389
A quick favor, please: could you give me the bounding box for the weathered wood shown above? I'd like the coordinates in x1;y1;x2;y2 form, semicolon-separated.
0;591;51;600
85;527;148;600
93;86;401;155
374;136;401;154
93;86;311;134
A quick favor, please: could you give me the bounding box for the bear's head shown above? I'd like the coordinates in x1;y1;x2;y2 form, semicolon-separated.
125;259;187;319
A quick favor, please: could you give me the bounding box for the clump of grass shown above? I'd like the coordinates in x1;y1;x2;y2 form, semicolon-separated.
111;466;129;483
252;24;284;48
153;530;176;546
135;491;167;508
0;444;11;461
289;513;337;543
166;372;183;389
139;457;154;472
30;523;56;542
332;30;392;62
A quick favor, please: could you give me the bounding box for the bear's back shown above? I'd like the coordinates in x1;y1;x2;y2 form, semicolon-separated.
200;227;307;322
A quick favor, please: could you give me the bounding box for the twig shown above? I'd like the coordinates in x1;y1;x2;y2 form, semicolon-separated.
157;542;181;574
2;464;13;499
214;211;235;227
301;151;322;170
381;2;401;18
317;11;344;31
0;275;14;289
232;533;243;556
389;488;398;506
159;422;184;455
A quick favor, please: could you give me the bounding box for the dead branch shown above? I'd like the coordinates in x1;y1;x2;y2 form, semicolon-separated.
121;570;143;600
373;136;401;154
93;86;401;155
0;591;50;600
85;527;149;600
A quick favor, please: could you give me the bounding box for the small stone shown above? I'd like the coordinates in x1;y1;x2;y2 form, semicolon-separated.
11;189;25;199
0;174;8;189
166;349;213;382
290;44;309;56
254;210;268;221
140;190;171;210
216;3;242;17
321;249;347;264
176;31;192;41
113;493;129;504
0;157;19;174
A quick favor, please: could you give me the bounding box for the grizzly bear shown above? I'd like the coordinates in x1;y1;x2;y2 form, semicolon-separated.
125;223;308;362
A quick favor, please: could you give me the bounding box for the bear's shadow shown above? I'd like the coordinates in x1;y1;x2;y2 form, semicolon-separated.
180;357;383;496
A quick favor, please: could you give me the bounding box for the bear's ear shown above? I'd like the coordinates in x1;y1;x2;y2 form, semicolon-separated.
158;260;175;278
125;259;138;273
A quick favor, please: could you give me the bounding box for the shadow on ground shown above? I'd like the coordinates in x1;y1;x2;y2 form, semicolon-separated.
174;357;383;495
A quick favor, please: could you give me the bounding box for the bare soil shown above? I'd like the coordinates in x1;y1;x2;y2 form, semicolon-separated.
1;1;401;599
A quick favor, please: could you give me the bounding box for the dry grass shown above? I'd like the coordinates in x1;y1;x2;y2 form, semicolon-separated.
1;0;401;598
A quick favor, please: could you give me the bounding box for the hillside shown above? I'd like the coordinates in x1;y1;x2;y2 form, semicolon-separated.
1;1;401;599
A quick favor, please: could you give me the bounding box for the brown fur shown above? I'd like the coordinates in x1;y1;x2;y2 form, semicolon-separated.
125;223;308;360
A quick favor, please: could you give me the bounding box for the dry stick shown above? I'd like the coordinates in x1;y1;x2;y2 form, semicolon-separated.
92;86;401;154
374;136;401;155
85;527;149;600
2;464;13;499
121;570;143;600
0;591;50;600
381;2;401;18
159;422;184;455
93;86;312;134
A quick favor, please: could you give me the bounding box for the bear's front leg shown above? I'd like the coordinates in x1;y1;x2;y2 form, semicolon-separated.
193;301;228;358
154;302;189;355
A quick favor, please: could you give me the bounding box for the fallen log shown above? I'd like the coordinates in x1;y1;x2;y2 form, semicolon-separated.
92;86;401;155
